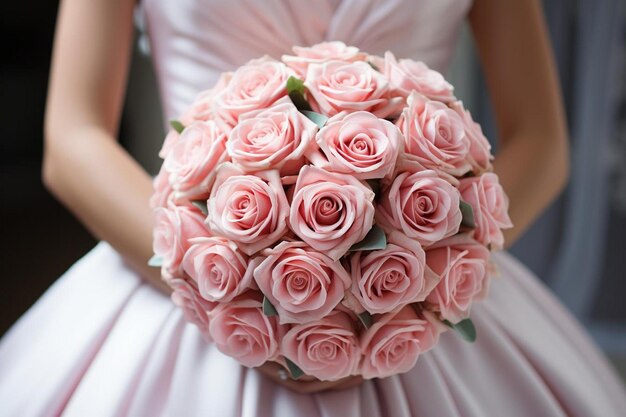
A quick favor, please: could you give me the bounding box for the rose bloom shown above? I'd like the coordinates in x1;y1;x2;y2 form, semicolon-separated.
169;278;215;342
425;234;491;323
214;56;293;128
280;309;360;381
227;97;318;175
360;307;445;379
376;169;462;247
150;164;174;209
179;72;233;126
250;241;351;324
209;292;285;368
206;164;289;255
383;51;455;102
182;236;253;302
288;165;375;260
350;231;438;314
449;101;493;173
153;204;210;280
397;92;471;176
459;173;513;250
282;41;367;77
308;111;403;180
388;157;461;189
158;128;180;160
163;120;228;200
304;60;402;118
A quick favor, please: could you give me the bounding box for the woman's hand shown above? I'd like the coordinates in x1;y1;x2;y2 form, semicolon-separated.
255;361;364;394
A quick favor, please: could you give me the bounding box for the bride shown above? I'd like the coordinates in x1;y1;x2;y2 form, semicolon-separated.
1;0;625;415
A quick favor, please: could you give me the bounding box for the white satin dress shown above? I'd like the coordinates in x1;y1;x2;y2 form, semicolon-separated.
1;0;625;416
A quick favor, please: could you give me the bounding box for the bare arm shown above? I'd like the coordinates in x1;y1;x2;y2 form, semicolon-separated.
469;0;570;247
42;0;169;294
42;0;360;393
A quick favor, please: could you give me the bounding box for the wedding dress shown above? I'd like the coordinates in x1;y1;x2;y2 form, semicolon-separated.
1;0;625;416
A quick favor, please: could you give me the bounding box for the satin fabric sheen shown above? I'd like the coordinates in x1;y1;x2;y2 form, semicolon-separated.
1;0;625;415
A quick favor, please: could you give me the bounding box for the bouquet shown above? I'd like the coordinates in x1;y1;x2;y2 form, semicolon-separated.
149;42;513;381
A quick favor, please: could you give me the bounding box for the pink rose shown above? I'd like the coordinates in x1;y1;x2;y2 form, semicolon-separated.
182;236;253;302
160;71;231;159
397;92;470;176
227;97;318;175
250;241;351;324
280;309;360;381
459;173;513;250
383;51;455;102
426;234;491;323
387;157;461;189
214;57;293;127
376;169;462;247
450;101;493;173
163;121;228;200
282;41;367;77
289;165;375;260
209;292;284;367
350;231;438;314
308;111;403;180
169;278;215;342
207;164;289;255
150;164;174;209
304;60;402;118
153;204;210;280
180;72;233;125
158;129;180;159
360;307;445;379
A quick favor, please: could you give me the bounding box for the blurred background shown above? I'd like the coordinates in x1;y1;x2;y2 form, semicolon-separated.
0;0;625;379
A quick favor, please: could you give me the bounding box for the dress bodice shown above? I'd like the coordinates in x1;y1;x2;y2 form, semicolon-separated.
142;0;472;120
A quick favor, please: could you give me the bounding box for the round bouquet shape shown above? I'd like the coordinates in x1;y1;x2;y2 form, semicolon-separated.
150;42;512;381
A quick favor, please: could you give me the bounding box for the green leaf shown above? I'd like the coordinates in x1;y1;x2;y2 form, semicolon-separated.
286;76;305;95
191;200;208;216
148;254;163;267
459;200;476;229
358;311;373;329
286;76;312;111
284;357;305;380
443;318;477;343
289;92;312;112
169;119;185;134
349;225;387;252
263;296;278;317
301;110;328;128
